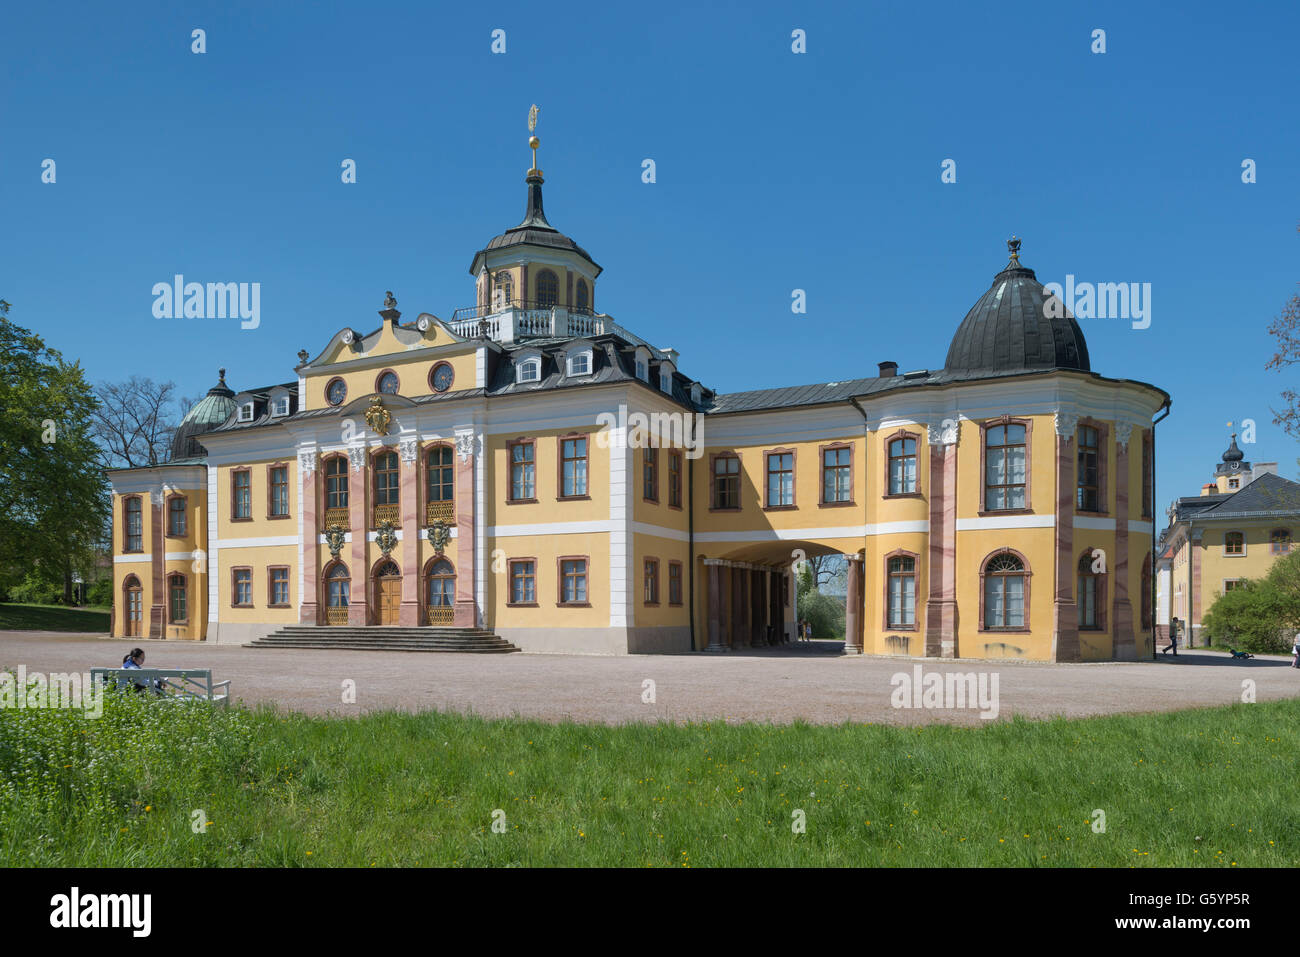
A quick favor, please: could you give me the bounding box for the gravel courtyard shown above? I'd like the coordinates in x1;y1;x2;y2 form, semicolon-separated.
3;631;1298;727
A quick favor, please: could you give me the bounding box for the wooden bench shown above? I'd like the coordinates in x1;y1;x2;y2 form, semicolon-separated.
90;668;231;707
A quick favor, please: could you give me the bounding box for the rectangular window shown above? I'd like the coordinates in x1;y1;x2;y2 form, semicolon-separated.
269;567;289;606
668;562;683;605
1076;426;1100;512
888;436;917;495
374;451;400;507
426;446;454;502
985;424;1027;510
1223;579;1244;593
887;556;916;627
1078;574;1098;629
822;446;851;503
569;352;590;376
668;451;683;508
766;451;794;507
644;558;659;605
326;457;349;509
510;441;535;501
560;436;588;497
269;466;289;517
560;558;588;605
643;448;658;502
1225;532;1244;555
169;577;186;623
233;568;252;607
167;496;186;537
125;498;143;552
509;560;536;605
712;454;740;509
233;471;251;520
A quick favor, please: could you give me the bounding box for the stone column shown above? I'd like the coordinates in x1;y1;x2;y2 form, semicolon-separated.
1112;426;1135;659
453;430;478;628
398;438;420;627
1052;414;1080;661
704;559;728;652
844;553;864;654
347;445;369;625
924;421;958;657
149;489;165;637
738;564;752;647
299;449;320;625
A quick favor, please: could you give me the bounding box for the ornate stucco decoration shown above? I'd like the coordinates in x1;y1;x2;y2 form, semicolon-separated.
298;448;318;475
1114;421;1136;451
149;489;164;507
347;444;367;473
428;520;451;555
399;437;419;464
1054;412;1080;438
927;417;960;447
375;520;398;557
455;430;477;462
324;524;347;559
364;397;391;436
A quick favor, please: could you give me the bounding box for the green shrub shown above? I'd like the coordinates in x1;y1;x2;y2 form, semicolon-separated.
1202;580;1294;653
86;579;113;606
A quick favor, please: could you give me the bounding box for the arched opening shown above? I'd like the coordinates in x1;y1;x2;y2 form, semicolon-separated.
1077;548;1105;630
980;550;1029;631
425;558;455;625
324;562;350;625
122;575;143;637
574;278;589;313
535;269;559;307
493;270;513;310
373;559;402;625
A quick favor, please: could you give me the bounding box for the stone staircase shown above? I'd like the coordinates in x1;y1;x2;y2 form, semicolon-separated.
246;625;520;653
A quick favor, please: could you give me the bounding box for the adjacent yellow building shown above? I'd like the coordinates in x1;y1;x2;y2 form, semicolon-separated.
108;136;1169;661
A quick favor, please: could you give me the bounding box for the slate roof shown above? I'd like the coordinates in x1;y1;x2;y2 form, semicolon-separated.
471;172;600;274
705;376;913;414
1184;472;1300;520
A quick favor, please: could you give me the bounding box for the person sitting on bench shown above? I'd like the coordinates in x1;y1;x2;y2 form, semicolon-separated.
120;648;164;694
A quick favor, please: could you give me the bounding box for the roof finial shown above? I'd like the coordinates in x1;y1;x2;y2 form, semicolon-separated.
384;290;396;310
528;103;540;175
1007;236;1022;265
218;368;226;384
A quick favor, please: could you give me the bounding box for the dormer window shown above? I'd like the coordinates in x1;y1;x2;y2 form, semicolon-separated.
271;395;290;417
517;357;541;384
238;402;255;422
636;361;647;380
633;347;652;383
660;372;672;393
690;383;703;405
568;351;592;377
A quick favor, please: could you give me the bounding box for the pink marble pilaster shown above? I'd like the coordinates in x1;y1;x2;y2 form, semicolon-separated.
399;443;420;626
1112;439;1135;659
348;450;369;625
1052;429;1080;661
300;454;320;624
453;435;477;627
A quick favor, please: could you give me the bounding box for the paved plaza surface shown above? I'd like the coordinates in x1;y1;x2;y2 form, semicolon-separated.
3;631;1298;727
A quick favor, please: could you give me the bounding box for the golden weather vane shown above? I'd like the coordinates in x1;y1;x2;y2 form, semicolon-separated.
528;104;540;171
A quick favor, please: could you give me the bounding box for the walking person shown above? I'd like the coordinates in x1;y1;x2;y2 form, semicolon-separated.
1291;631;1300;669
1162;618;1179;656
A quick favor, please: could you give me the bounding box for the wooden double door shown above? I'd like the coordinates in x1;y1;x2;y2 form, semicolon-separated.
376;562;402;625
124;581;143;637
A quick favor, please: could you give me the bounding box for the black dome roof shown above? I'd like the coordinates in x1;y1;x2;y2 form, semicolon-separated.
471;170;599;273
944;241;1090;377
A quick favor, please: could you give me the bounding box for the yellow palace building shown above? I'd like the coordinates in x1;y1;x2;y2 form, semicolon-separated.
108;135;1169;660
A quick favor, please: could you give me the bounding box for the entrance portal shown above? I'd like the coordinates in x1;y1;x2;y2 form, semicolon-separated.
375;561;401;625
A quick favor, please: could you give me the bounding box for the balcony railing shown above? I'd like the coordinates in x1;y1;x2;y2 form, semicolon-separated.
323;507;349;528
325;606;349;626
372;503;400;527
445;303;623;344
426;500;454;525
425;604;454;625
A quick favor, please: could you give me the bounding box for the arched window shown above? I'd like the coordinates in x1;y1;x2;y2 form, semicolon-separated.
1078;550;1102;630
983;552;1027;629
1271;529;1291;555
887;555;916;628
887;435;917;495
426;558;455;624
1224;531;1244;555
493;271;513;309
168;573;187;624
325;455;349;510
574;279;589;312
536;269;559;307
374;451;400;506
325;563;350;625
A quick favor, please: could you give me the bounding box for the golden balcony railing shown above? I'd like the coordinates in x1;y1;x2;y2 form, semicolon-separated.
372;503;400;527
323;507;349;528
425;604;454;625
425;500;454;526
325;606;349;626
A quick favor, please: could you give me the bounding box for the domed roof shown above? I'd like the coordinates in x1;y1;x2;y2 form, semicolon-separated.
1222;433;1244;463
943;239;1090;377
170;369;236;461
471;170;600;273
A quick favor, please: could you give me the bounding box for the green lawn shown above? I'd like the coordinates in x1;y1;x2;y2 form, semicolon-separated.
0;602;110;632
2;691;1297;866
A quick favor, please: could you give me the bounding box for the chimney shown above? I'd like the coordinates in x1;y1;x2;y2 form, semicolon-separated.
661;347;680;365
877;360;898;378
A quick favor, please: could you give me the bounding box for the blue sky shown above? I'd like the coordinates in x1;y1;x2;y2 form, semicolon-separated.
2;0;1297;514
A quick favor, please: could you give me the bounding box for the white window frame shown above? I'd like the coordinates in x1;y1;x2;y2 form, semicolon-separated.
238;402;255;422
516;353;542;384
567;349;593;378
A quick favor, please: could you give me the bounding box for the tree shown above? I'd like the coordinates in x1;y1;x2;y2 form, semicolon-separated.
795;558;846;639
91;376;181;468
1265;223;1300;439
1202;550;1300;654
0;300;110;602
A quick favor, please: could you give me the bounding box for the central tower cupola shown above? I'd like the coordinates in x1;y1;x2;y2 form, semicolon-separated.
468;105;602;315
